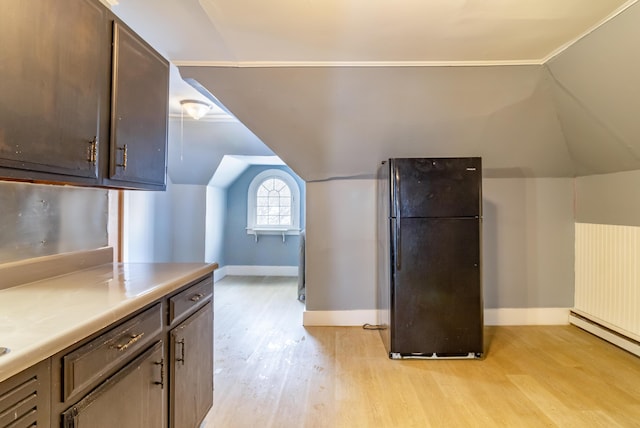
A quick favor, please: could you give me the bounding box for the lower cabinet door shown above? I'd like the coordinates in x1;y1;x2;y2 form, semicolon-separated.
170;302;213;428
62;341;164;428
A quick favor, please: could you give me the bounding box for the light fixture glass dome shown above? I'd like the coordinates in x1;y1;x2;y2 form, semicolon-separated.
180;99;212;120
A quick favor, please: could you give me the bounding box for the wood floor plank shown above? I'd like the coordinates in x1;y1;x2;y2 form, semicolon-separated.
203;276;640;428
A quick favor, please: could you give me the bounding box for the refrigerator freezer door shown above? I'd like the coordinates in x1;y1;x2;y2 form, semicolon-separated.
391;217;483;355
392;158;481;219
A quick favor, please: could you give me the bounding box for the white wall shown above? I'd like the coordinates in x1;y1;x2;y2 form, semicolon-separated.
304;177;575;313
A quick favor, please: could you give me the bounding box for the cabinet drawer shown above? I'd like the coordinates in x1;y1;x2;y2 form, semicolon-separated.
61;341;164;428
168;276;213;325
62;303;162;401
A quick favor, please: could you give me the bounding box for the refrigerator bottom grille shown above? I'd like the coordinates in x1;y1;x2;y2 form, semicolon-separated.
390;352;483;360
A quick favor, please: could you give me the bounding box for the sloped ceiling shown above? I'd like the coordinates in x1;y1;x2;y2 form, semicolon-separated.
181;65;572;180
546;3;640;176
166;117;273;184
111;0;640;182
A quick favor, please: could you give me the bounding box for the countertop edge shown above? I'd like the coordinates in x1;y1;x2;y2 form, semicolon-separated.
0;262;217;383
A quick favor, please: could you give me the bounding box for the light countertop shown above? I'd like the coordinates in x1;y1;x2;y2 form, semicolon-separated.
0;254;216;383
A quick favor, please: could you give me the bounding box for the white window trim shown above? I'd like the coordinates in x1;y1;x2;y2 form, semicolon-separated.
247;169;301;242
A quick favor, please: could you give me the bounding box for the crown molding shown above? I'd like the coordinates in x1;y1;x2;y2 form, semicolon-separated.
169;113;237;123
174;59;544;68
543;0;637;63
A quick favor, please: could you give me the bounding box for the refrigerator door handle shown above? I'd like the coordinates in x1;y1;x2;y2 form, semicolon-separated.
393;217;401;271
394;163;401;218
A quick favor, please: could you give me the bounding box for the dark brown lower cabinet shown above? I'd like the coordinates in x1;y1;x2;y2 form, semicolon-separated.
0;359;50;428
170;302;213;428
61;341;164;428
0;272;214;428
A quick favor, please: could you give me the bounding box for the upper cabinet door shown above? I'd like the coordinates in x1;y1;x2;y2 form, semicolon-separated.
0;0;107;182
108;22;169;190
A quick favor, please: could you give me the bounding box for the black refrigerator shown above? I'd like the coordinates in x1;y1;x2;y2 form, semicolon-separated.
377;157;483;359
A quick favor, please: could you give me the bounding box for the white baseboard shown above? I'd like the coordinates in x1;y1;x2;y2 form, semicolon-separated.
303;307;570;327
223;265;299;277
213;266;227;283
303;310;378;326
484;308;570;325
569;313;640;358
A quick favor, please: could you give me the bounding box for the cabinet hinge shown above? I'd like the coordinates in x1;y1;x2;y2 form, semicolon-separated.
64;407;79;428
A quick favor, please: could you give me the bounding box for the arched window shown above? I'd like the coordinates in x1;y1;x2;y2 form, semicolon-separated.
247;169;300;240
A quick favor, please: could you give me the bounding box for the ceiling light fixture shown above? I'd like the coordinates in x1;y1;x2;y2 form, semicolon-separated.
180;99;212;120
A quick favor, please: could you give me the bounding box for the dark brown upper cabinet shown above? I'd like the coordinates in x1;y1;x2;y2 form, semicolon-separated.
105;22;169;190
0;0;169;190
0;0;108;185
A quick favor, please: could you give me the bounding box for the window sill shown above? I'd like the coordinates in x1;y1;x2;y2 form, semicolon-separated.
246;227;301;242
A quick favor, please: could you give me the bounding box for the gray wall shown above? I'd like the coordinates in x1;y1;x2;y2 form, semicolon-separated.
123;181;215;264
306;179;376;311
305;177;575;312
0;182;108;264
171;184;208;262
224;165;305;267
206;185;227;265
123;182;173;263
482;178;575;308
575;170;640;226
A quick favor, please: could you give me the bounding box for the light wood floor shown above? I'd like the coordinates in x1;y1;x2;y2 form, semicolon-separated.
202;276;640;428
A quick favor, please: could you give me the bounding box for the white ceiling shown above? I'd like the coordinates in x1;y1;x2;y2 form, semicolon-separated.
109;0;640;183
113;0;632;64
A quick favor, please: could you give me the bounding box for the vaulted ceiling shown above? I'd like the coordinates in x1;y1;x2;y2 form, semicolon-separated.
110;0;640;182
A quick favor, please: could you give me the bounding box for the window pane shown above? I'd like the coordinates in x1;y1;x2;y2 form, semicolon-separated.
268;196;280;206
267;206;279;215
253;174;296;228
273;179;286;192
263;179;275;191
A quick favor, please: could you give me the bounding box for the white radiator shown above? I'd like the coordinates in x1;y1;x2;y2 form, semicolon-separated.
574;223;640;348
